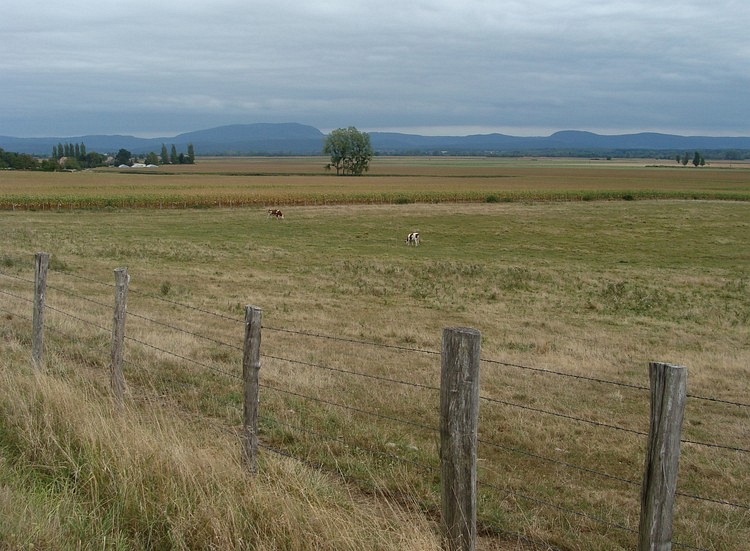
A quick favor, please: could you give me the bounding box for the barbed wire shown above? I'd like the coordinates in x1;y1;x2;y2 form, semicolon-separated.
128;285;243;323
482;356;650;391
2;264;747;548
45;303;111;335
259;383;438;434
479;437;749;511
485;357;750;409
46;283;112;311
685;392;750;409
671;538;713;550
263;353;440;392
479;393;648;437
263;324;442;356
39;292;750;457
675;488;749;511
0;288;33;304
478;437;640;488
480;480;732;550
24;314;111;371
123;334;242;381
477;476;639;537
256;433;565;551
681;438;749;454
7;266;749;409
0;306;31;321
479;477;710;550
261;416;438;474
0;270;34;285
48;268;114;289
127;310;242;351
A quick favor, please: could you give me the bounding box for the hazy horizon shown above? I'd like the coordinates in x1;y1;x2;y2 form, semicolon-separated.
4;1;749;139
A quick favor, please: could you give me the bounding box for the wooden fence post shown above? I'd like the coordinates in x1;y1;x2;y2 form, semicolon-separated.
242;305;262;473
110;267;129;405
638;361;687;551
32;252;50;370
440;326;481;551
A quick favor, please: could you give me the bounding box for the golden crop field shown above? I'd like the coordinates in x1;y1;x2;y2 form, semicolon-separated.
1;157;748;550
1;156;749;210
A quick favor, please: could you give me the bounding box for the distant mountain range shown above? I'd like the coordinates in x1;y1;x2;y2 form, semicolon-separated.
2;123;750;157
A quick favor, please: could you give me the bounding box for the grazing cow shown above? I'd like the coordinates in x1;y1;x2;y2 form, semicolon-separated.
267;208;284;218
406;232;420;246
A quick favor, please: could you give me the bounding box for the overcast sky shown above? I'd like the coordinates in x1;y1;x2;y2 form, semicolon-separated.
3;0;749;138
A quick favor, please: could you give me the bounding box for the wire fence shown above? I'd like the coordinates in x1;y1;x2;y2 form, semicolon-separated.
1;259;748;550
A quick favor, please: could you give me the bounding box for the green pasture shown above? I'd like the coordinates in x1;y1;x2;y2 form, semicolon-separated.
1;160;748;550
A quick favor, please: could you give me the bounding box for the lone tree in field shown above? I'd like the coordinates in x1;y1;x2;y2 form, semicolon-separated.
323;126;373;175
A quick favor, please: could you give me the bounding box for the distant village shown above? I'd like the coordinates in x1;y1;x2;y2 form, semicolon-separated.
0;142;195;171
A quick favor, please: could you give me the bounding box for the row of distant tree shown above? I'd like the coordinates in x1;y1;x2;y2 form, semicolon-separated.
48;142;108;170
113;143;195;166
676;151;706;166
54;142;195;170
0;142;196;171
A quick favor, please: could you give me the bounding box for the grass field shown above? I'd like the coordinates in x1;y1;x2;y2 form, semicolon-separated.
1;157;748;550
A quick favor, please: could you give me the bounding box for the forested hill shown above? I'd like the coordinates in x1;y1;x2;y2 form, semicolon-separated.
2;124;750;157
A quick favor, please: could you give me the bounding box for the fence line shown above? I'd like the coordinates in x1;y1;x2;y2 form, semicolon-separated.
4;265;749;471
6;268;749;410
2;258;747;550
42;282;750;457
14;267;750;410
34;295;745;517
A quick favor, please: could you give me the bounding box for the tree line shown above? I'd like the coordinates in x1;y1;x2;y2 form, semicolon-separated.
49;142;107;170
0;148;39;170
0;142;196;171
676;151;706;167
114;143;195;167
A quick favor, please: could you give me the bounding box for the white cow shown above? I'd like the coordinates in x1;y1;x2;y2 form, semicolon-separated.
406;232;420;246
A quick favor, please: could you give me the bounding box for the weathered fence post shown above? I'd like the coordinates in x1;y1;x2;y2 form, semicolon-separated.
440;326;481;551
32;252;50;370
242;305;262;473
638;361;687;551
110;267;129;405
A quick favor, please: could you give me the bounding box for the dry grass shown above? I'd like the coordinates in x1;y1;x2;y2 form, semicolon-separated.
1;158;748;549
0;359;440;550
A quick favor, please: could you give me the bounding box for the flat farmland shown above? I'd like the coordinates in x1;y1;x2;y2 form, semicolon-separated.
1;156;749;209
1;157;748;550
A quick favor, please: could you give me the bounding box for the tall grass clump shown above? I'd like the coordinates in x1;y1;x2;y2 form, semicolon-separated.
0;366;440;550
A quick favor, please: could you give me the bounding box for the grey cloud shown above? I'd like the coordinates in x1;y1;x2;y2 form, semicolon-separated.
2;0;749;137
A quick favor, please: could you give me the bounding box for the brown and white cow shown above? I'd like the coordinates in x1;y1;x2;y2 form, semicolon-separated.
267;208;284;218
